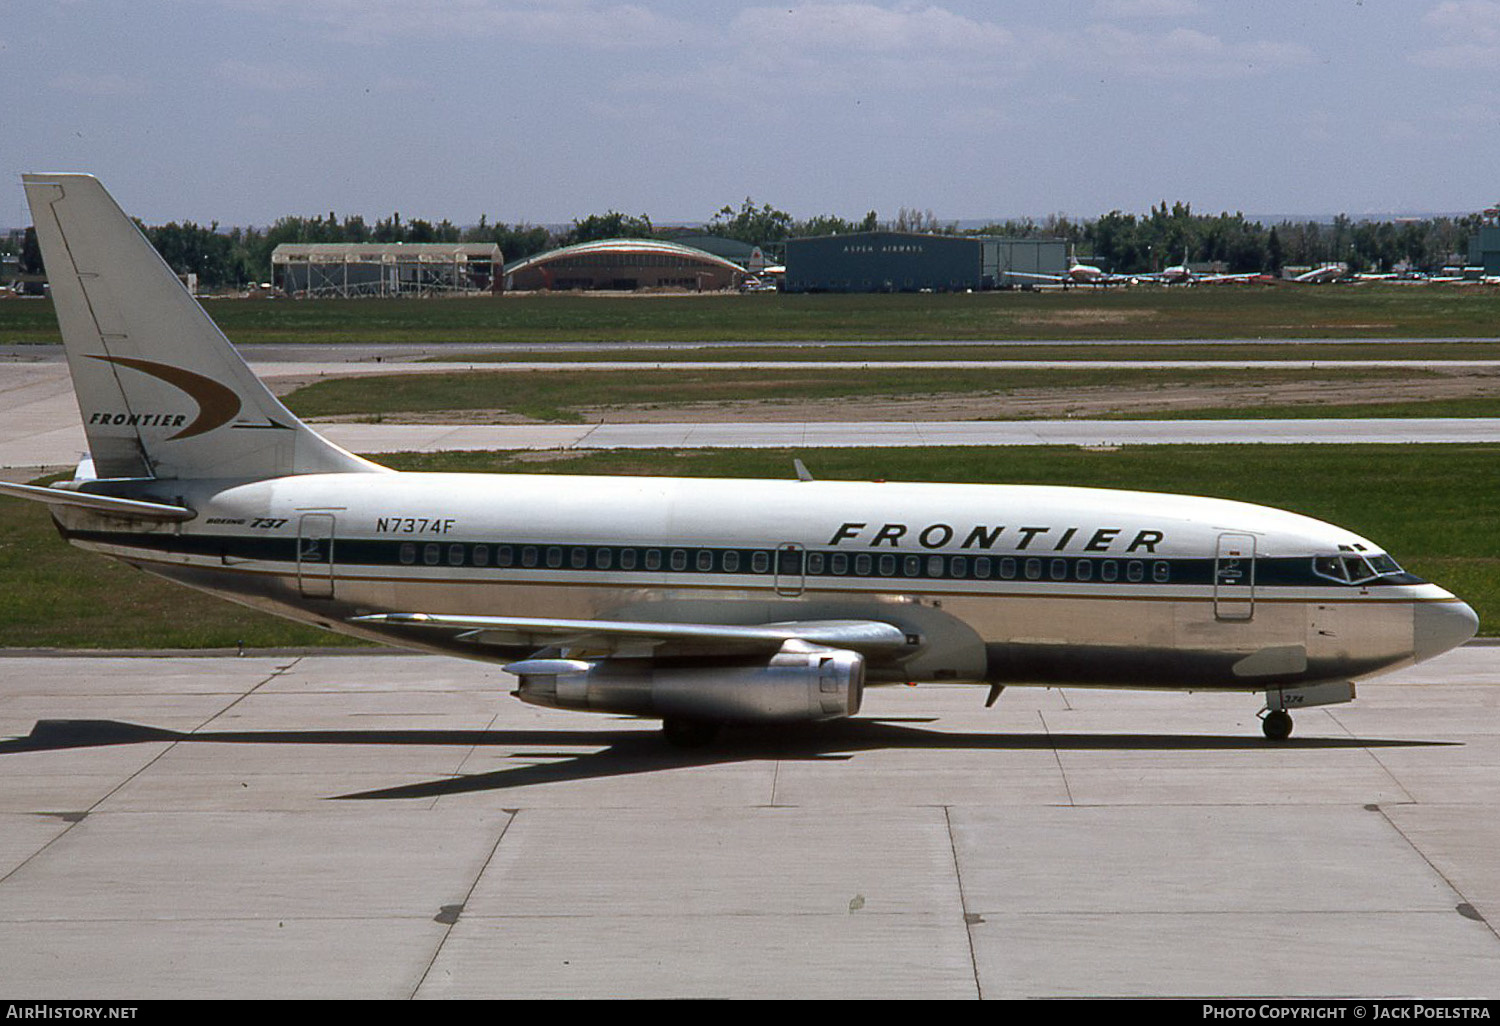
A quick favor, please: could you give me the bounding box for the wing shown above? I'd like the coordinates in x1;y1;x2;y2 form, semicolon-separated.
1000;270;1068;283
1194;272;1262;284
350;612;916;659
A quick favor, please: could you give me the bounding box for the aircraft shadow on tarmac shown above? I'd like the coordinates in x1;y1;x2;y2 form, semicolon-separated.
0;717;1456;801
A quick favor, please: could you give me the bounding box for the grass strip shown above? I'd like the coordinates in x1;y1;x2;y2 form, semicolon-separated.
6;286;1500;345
282;366;1430;422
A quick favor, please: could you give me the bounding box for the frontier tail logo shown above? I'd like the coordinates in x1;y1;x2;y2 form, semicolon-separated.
86;355;241;440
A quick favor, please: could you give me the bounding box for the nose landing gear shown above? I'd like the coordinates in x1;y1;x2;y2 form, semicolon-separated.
1259;708;1294;741
1259;681;1355;742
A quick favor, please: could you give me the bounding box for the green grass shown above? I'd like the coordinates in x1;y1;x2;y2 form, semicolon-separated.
0;503;360;650
1;444;1494;648
446;340;1500;362
5;285;1500;345
282;366;1429;422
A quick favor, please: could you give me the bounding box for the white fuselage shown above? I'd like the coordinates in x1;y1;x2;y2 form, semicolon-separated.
56;472;1474;694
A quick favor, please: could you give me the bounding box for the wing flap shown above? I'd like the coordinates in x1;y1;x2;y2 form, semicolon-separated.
351;612;914;656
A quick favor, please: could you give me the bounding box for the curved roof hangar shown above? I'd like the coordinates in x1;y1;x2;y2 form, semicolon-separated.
503;238;746;292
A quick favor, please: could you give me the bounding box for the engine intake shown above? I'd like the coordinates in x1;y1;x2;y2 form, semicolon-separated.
507;641;864;723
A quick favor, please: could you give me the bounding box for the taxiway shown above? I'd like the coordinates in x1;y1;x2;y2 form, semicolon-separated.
0;648;1497;998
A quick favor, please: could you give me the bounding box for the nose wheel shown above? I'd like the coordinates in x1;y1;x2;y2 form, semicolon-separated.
1260;709;1293;741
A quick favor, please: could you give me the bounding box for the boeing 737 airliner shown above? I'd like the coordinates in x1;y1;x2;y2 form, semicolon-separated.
2;174;1478;744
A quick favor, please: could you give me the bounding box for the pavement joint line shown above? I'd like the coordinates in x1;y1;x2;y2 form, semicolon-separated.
943;805;984;1000
572;422;603;449
450;705;509;795
1326;706;1419;805
411;808;519;999
1370;805;1500;949
194;655;307;732
0;661;302;890
75;658;311;817
1036;710;1076;807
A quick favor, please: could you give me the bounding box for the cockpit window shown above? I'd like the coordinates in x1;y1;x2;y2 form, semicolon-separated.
1313;551;1403;584
1313;555;1347;582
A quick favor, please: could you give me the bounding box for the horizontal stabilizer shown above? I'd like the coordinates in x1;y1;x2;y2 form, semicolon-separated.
351;612;913;655
0;481;194;521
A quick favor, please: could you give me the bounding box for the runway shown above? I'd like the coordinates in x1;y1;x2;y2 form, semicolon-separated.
0;647;1497;998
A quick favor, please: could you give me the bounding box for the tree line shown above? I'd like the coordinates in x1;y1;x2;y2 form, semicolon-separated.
976;202;1484;277
3;197;1487;290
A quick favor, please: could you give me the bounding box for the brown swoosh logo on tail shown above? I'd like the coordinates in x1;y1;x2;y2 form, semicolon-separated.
86;355;242;439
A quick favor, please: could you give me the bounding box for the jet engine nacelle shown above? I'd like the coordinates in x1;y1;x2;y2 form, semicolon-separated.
507;641;864;723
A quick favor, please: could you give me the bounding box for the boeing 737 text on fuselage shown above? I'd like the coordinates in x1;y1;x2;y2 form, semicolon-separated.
2;174;1478;745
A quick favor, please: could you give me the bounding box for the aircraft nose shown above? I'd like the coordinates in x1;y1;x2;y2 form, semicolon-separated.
1413;600;1479;663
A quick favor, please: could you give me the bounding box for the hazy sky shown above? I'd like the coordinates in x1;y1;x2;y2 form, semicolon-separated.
5;1;1500;227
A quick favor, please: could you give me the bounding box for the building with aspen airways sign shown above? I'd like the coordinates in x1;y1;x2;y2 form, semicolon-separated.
783;231;1067;292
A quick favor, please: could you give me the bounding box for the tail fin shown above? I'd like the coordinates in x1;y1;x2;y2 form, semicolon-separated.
22;173;384;481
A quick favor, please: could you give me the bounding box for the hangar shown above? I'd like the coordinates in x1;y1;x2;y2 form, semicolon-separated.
1469;224;1500;276
503;239;746;292
783;231;1068;292
272;242;503;298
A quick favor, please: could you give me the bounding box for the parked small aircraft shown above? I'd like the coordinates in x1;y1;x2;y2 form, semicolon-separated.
1152;250;1261;286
